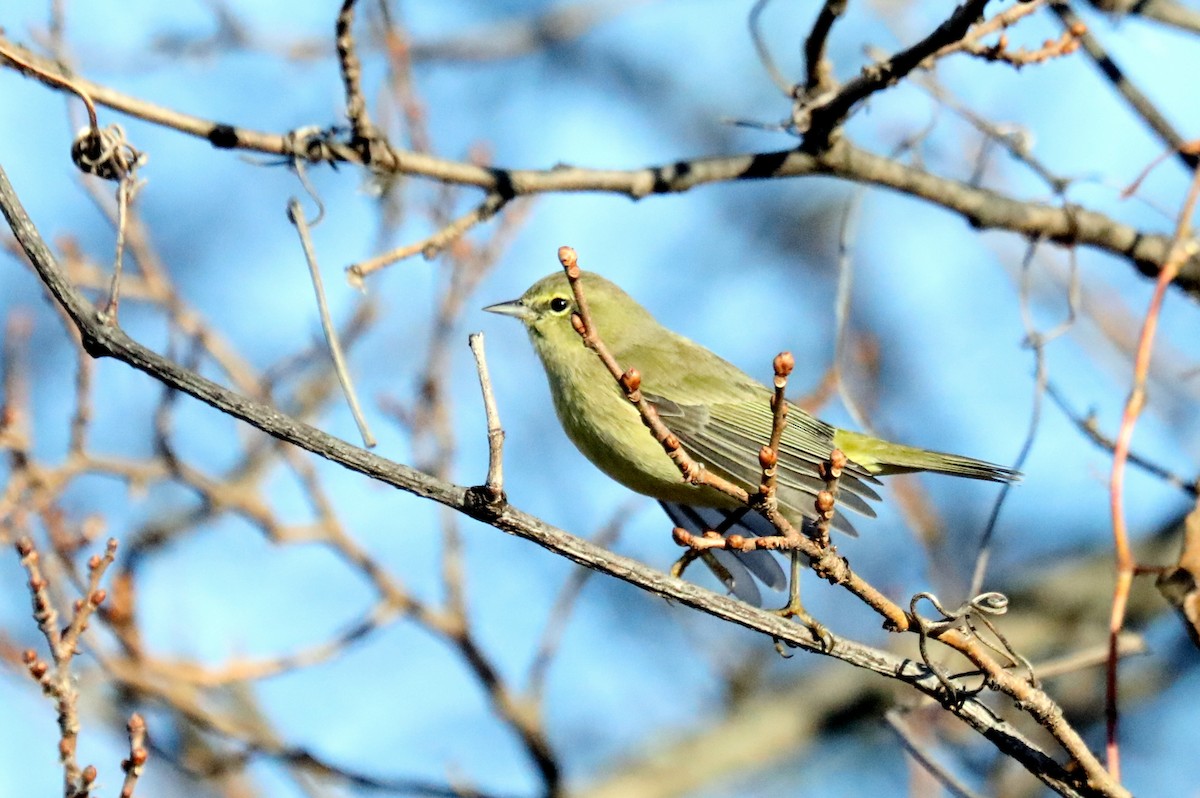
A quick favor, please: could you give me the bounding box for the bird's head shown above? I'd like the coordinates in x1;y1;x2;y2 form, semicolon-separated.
484;271;657;367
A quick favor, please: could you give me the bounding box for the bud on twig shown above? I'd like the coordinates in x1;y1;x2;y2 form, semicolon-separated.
558;245;579;277
773;351;795;378
759;445;777;469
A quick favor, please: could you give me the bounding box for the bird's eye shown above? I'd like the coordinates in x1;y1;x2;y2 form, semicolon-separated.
549;297;570;313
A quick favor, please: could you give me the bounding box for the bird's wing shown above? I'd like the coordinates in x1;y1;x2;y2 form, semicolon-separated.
647;393;880;536
613;332;879;531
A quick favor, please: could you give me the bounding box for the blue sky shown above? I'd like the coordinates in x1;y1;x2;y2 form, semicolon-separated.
3;1;1200;796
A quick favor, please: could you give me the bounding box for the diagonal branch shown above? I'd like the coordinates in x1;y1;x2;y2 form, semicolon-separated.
1050;1;1198;171
0;161;1127;798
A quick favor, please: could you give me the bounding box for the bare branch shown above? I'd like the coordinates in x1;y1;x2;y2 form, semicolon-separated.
3;36;1198;299
1049;1;1198;171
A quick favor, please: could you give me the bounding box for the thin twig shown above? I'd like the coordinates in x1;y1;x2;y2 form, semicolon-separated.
1036;633;1146;681
937;0;1048;58
347;192;509;285
102;177;135;321
757;351;793;501
886;709;988;798
335;0;377;148
811;449;846;549
1044;382;1197;498
119;713;148;798
832;187;871;430
971;237;1075;596
67;350;93;455
468;332;504;500
287;198;377;448
527;501;634;697
1105;157;1200;778
0;39;98;131
803;0;846;95
17;536;116;796
748;0;793;97
801;0;991;147
559;247;753;503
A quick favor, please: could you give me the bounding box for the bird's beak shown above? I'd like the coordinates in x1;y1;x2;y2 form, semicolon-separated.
483;299;533;320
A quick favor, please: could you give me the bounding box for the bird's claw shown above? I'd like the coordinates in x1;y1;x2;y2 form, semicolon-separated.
772;602;834;651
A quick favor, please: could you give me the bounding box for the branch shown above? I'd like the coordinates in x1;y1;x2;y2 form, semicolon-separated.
803;0;848;95
800;0;991;147
1049;1;1198;172
1086;0;1200;37
3;36;1198;299
1103;154;1200;778
0;163;1121;798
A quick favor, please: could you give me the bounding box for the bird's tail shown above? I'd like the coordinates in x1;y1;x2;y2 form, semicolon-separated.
833;430;1020;483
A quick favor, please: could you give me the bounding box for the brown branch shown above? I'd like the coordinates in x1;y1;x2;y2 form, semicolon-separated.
3;36;1198;299
346;192;509;284
0;161;1129;798
17;535;118;798
119;713;148;798
0;38;98;131
757;351;793;501
560;246;752;499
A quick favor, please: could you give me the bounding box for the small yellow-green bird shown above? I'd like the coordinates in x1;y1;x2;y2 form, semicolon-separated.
485;270;1018;604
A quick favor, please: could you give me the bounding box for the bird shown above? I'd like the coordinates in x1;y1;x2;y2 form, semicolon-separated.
485;269;1019;605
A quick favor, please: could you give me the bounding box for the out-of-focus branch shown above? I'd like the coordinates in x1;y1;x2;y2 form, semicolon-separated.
803;0;847;95
1049;1;1198;172
1086;0;1200;36
1156;494;1200;650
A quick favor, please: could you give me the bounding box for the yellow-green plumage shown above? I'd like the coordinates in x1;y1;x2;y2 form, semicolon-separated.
486;271;1018;602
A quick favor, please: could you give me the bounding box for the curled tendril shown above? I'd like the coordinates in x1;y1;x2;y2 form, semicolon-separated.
71;124;144;182
910;590;1035;706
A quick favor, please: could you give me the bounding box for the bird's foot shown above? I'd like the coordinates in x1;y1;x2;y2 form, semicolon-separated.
772;600;834;651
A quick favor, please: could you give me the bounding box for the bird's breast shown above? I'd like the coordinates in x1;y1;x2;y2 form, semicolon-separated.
543;356;727;506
